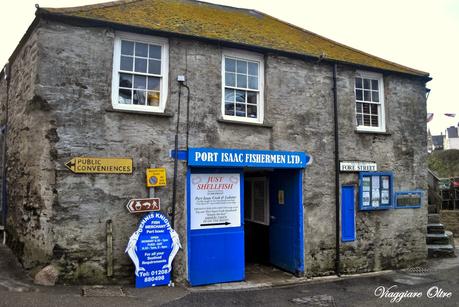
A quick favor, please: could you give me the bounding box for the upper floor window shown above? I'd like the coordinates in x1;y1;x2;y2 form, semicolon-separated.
222;50;264;123
355;71;385;132
112;32;169;113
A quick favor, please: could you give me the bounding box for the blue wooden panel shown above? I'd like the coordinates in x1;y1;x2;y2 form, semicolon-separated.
188;147;310;169
269;169;304;274
341;185;355;242
187;168;245;286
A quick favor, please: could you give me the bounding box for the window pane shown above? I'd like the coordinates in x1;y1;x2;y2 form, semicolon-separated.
225;72;235;87
235;103;246;117
134;75;146;89
356;89;363;100
248;62;258;76
247;91;257;104
363;79;370;89
135;42;148;57
147;77;160;91
120;56;133;71
371;115;379;127
371;79;379;90
133;90;146;105
363;114;371;126
372;91;379;102
225;58;236;72
253;181;265;223
119;73;133;88
247;105;257;118
356;114;362;125
356;102;362;113
121;40;134;55
225;89;234;102
236;60;247;74
237;74;247;88
135;58;147;73
244;181;252;219
148;59;161;74
370;104;378;114
147;91;160;106
248;76;258;90
364;90;371;101
149;45;161;59
235;90;246;102
119;88;131;104
355;78;363;89
363;103;370;114
225;101;235;116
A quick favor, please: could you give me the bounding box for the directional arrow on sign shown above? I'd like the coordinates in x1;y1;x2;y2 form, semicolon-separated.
126;198;161;213
200;222;231;227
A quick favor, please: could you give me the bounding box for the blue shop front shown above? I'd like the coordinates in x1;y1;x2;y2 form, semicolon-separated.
185;148;311;286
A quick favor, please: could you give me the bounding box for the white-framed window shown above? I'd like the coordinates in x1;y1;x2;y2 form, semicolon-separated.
244;177;269;225
222;49;264;123
355;71;385;132
111;32;169;113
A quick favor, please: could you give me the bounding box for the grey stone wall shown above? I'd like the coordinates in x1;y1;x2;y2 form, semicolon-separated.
4;19;428;284
1;24;57;269
440;211;459;237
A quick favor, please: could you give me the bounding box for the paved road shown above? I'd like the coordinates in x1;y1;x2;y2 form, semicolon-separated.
1;243;458;307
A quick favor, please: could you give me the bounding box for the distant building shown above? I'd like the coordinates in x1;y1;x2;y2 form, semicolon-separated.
432;134;445;151
445;125;459;150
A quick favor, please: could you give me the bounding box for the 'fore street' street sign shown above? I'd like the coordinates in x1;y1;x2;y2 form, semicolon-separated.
65;157;133;174
126;198;161;213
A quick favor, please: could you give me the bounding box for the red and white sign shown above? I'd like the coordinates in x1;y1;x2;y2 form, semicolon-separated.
126;198;160;213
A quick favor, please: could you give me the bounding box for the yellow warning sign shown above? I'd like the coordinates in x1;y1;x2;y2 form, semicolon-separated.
146;168;167;187
65;157;133;174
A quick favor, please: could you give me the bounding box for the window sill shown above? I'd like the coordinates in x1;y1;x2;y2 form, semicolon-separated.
354;129;391;136
217;118;273;128
105;107;174;117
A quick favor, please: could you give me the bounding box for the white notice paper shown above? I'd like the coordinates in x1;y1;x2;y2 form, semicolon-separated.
190;173;241;230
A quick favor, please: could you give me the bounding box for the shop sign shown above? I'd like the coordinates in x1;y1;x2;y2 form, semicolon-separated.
125;212;181;288
146;168;167;187
190;173;241;230
65;157;132;174
126;198;160;213
340;161;377;172
188;148;310;168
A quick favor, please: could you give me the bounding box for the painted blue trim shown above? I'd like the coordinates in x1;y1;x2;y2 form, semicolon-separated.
394;190;423;209
297;170;304;272
341;185;356;242
188;147;310;169
358;171;393;211
169;149;188;160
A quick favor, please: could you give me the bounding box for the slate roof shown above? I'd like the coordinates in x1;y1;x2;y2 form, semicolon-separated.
41;0;429;78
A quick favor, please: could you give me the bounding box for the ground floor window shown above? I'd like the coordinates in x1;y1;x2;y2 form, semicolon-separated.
244;177;269;225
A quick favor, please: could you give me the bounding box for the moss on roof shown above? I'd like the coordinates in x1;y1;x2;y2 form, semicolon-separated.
43;0;429;77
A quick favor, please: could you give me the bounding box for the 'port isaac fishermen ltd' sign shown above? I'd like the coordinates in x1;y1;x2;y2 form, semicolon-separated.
125;212;181;288
190;173;241;230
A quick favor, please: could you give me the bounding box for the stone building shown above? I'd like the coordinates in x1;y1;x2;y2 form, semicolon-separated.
0;0;430;286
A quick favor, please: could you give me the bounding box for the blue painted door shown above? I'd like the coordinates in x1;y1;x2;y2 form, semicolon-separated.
187;168;245;286
268;169;304;275
341;185;356;242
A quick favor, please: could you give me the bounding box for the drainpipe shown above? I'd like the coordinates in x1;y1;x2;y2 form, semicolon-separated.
332;63;341;277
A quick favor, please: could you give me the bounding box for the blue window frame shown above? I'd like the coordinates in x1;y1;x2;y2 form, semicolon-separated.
359;172;393;211
394;191;423;209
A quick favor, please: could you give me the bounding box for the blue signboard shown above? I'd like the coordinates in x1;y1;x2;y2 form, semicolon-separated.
358;172;393;211
394;191;423;209
125;212;181;288
188;148;310;168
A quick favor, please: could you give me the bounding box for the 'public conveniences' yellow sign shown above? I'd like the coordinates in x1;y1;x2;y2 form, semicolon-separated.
65;157;133;174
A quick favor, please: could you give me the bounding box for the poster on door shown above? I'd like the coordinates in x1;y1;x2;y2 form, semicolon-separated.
190;173;241;230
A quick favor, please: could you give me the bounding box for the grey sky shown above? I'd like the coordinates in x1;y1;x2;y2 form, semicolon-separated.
1;0;458;135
